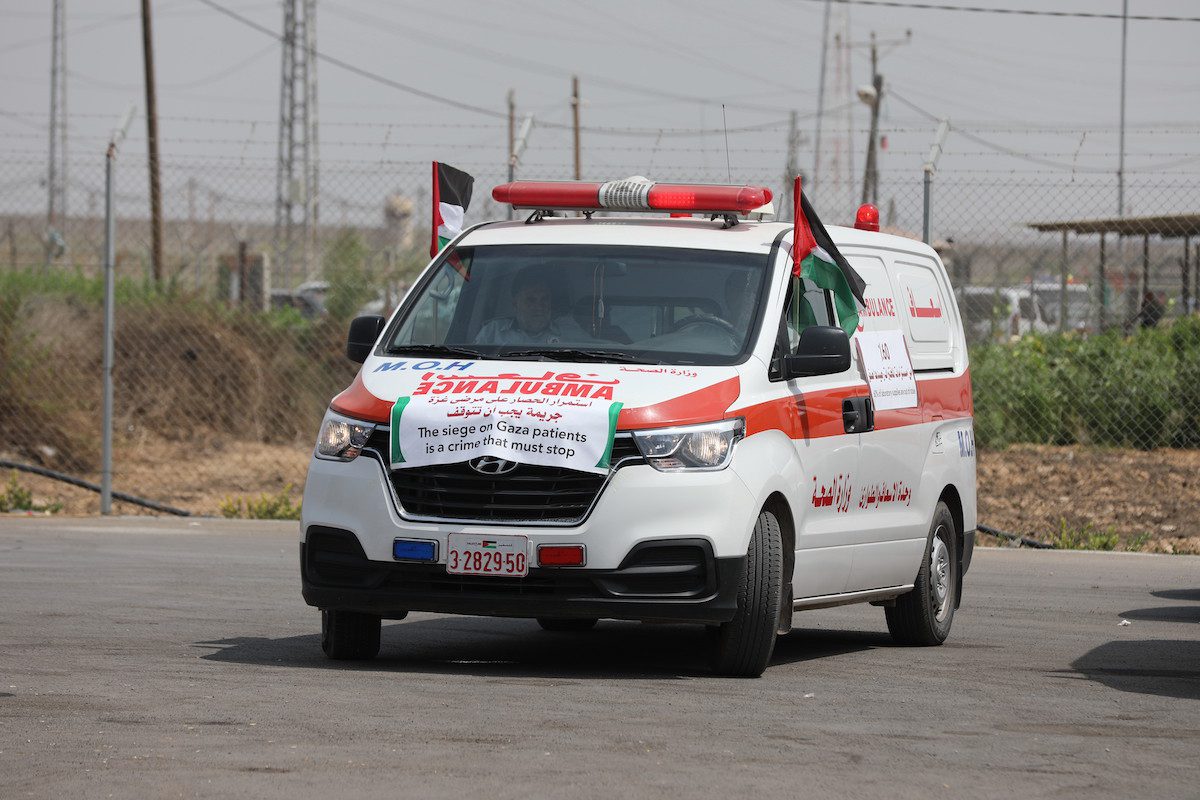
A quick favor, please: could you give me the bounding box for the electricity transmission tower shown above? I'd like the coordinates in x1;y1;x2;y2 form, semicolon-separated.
46;0;68;265
274;0;319;288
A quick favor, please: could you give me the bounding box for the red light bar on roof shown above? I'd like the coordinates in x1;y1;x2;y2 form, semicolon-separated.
492;178;773;216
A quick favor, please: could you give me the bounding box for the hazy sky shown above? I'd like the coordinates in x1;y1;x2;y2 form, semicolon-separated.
2;0;1198;230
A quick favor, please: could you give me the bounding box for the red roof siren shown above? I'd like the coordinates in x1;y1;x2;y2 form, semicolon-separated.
854;203;881;232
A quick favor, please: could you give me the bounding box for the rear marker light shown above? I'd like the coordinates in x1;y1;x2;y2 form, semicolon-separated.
393;539;438;562
537;545;586;567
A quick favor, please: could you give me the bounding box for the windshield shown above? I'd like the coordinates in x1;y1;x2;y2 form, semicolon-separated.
385;244;771;366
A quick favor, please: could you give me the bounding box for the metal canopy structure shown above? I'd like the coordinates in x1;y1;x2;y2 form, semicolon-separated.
1027;213;1200;239
1026;212;1200;330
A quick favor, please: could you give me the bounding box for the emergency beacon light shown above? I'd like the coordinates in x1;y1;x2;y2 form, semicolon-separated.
855;203;881;232
492;178;773;216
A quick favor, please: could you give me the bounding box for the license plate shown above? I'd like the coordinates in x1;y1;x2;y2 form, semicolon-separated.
446;533;529;577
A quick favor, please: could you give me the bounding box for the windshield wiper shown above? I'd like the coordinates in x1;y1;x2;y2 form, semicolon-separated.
385;344;486;359
503;348;655;364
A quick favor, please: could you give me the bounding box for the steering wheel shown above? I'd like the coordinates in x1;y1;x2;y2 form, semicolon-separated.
671;313;739;336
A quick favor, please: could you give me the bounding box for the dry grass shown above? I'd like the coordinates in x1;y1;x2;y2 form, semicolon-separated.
2;439;310;517
978;444;1200;554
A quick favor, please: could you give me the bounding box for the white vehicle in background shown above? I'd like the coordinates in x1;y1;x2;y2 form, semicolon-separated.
1029;282;1092;333
301;179;977;677
956;285;1052;343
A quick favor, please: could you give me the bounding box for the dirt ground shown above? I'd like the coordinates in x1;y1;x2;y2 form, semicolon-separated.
5;441;1198;554
977;444;1200;554
2;440;311;519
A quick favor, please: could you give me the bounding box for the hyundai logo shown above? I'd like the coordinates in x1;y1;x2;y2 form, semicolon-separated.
469;456;519;476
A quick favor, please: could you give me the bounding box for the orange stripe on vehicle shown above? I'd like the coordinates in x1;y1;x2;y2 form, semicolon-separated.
738;370;972;440
330;370;393;423
617;377;741;431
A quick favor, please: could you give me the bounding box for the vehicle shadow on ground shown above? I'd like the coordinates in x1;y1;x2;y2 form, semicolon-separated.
1150;587;1200;602
1069;639;1200;701
1118;605;1200;624
195;617;887;679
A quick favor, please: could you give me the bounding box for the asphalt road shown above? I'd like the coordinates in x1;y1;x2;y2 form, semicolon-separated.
0;517;1197;800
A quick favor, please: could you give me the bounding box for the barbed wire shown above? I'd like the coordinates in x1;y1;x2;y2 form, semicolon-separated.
794;0;1200;23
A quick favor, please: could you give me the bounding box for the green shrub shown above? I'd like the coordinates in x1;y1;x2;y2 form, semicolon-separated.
220;484;302;520
1049;520;1119;551
971;320;1196;450
0;473;62;514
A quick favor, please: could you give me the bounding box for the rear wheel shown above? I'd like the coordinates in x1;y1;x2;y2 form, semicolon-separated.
536;618;598;632
710;509;783;678
321;609;381;660
885;501;957;646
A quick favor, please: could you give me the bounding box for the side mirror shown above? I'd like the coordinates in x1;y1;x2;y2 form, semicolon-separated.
346;315;386;363
782;325;851;379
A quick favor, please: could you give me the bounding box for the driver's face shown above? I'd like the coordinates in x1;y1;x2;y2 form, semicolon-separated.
514;283;552;333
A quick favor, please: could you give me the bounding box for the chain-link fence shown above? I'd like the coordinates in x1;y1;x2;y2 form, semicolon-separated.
1;130;1198;548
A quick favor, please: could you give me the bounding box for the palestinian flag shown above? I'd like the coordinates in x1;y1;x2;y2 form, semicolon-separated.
792;176;867;336
431;162;474;258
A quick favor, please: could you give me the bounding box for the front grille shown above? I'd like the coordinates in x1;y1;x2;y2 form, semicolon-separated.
364;431;642;523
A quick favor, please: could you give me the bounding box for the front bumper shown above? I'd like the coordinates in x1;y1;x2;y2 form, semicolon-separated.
300;528;745;624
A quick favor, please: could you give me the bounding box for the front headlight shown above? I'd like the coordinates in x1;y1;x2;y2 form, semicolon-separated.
633;418;744;472
316;414;375;461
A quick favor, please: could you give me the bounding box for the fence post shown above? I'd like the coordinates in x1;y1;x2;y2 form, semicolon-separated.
1098;233;1107;330
922;170;931;245
1059;230;1068;332
921;119;950;246
101;144;116;514
102;107;136;515
1182;234;1190;316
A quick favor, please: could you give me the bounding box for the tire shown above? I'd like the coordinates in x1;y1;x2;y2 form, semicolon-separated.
886;501;957;646
321;609;381;660
536;618;598;632
710;509;783;678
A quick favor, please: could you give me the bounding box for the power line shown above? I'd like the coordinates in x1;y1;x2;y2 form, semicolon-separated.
193;0;511;120
888;89;1198;174
795;0;1200;22
193;0;810;133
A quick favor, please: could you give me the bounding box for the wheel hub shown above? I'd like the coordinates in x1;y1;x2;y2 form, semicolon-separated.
930;532;952;619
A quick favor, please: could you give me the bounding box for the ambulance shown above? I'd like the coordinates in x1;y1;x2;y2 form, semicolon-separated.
300;178;976;678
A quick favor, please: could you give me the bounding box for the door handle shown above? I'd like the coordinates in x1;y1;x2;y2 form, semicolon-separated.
842;396;875;433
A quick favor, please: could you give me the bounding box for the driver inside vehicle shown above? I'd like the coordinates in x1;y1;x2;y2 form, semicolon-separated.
475;267;588;346
724;270;754;328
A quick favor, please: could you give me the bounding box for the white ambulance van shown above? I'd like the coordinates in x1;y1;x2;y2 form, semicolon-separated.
300;179;976;678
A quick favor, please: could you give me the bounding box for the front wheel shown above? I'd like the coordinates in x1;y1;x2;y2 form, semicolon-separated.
710;509;783;678
321;609;381;660
886;501;957;646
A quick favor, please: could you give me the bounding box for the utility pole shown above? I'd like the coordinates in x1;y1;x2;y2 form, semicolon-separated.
783;111;799;217
571;75;581;180
1117;0;1128;216
140;0;164;284
860;32;882;206
275;0;319;288
507;89;515;220
811;0;832;198
853;30;909;208
46;0;68;267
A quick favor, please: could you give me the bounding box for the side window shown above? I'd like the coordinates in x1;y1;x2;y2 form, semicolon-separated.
786;277;831;347
391;258;470;346
771;277;831;379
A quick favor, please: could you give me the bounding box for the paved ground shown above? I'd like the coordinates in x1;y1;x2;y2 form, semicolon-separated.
0;517;1197;800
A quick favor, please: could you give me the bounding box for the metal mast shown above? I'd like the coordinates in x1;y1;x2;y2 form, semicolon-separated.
46;0;68;265
274;0;319;288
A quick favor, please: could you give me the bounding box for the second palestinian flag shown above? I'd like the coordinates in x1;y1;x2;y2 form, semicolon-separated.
792;176;867;336
431;162;474;258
